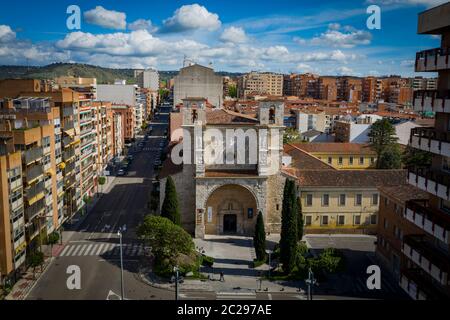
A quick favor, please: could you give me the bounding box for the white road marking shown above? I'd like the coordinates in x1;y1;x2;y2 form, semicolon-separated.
96;243;105;255
71;245;83;256
77;244;88;256
83;244;94;256
59;245;70;257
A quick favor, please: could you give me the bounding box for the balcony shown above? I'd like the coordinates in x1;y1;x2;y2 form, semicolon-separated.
63;121;75;131
408;167;450;201
415;47;450;72
25;198;45;221
25;164;43;183
410;127;450;157
24;181;45;203
63;148;76;162
63;161;76;175
23;147;43;165
413;90;450;113
63;106;75;117
405;200;450;244
64;174;77;189
399;268;448;300
402;235;449;286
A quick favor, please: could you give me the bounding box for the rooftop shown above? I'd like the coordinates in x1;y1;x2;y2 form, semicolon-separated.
283;169;407;188
290;143;376;154
206;109;259;125
379;184;429;203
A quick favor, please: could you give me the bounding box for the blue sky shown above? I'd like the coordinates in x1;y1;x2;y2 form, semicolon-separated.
0;0;446;76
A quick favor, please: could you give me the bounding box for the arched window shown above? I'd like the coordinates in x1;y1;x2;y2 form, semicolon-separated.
269;106;276;124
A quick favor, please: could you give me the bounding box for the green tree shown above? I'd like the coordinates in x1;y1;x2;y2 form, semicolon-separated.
402;146;432;168
296;197;304;242
47;232;60;257
29;251;45;279
137;216;194;273
378;144;403;169
280;179;298;274
228;84;237;98
368;119;399;169
161;176;181;225
253;212;266;262
283;128;302;144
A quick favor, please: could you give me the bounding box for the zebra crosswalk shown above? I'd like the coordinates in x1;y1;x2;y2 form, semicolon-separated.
59;242;146;258
216;292;257;300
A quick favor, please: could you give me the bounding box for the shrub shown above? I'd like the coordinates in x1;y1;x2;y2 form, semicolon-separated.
201;255;214;267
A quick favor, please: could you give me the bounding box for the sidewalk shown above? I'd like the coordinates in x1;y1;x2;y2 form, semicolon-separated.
5;245;63;300
5;176;116;301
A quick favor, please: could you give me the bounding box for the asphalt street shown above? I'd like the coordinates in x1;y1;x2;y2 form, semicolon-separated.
26;105;174;300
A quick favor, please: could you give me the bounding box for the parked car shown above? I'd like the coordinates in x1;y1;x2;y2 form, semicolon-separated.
117;169;126;176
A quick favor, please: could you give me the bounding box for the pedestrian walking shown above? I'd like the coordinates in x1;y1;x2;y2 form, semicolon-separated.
220;272;225;282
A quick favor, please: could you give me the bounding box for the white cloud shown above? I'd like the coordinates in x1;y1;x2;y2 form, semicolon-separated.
161;4;221;33
335;66;355;75
220;27;247;44
400;59;415;67
310;27;372;48
0;25;16;42
295;63;313;72
128;19;157;33
84;6;127;30
300;50;358;62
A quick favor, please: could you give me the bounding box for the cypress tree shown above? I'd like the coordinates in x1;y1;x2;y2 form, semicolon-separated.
253;212;266;262
280;179;298;274
297;196;304;242
161;176;181;226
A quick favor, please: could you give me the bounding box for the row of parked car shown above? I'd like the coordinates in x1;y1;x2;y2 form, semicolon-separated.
117;155;134;176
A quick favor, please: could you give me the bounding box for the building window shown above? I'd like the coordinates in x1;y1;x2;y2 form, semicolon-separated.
338;157;343;165
338;215;345;225
276;204;280;211
359;157;364;165
328;157;332;164
441;199;450;214
322;194;330;207
354;215;361;225
372;194;379;206
306;194;313;207
339;194;346;206
384;218;389;229
349;157;354;165
305;216;312;226
370;157;375;165
321;215;329;226
370;215;377;225
355;194;363;206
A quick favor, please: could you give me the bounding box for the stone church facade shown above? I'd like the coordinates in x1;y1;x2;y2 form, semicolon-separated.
160;98;286;239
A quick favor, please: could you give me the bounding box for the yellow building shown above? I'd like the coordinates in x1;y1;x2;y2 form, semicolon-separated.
291;143;377;169
283;144;407;234
284;169;407;234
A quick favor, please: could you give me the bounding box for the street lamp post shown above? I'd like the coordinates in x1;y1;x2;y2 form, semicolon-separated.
306;267;316;300
173;266;179;301
266;250;273;278
117;228;125;300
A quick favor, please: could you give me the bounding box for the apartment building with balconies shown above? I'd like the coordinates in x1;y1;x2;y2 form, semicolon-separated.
92;102;113;178
388;3;450;300
0;95;61;285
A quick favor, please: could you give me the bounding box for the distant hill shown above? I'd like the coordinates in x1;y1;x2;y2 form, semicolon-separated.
0;63;244;84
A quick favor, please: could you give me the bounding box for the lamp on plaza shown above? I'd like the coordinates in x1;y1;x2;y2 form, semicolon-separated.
266;249;273;278
117;227;125;300
173;265;180;301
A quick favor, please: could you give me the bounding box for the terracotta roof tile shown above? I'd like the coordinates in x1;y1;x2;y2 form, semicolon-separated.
284;144;336;170
284;169;407;188
206;109;258;125
291;143;376;154
379;184;429;203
